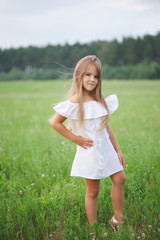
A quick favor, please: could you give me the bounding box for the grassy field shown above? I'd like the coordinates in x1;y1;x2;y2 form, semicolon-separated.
0;80;160;240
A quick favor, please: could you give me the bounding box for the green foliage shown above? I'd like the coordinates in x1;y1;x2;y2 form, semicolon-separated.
1;62;160;81
102;62;160;79
0;32;160;80
0;80;160;239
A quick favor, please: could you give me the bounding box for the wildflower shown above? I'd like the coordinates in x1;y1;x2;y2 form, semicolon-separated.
120;128;126;132
137;237;140;239
49;234;54;238
133;146;137;150
61;141;65;144
31;183;34;186
53;174;56;177
142;233;145;237
41;174;45;177
126;164;128;168
19;190;22;195
148;225;152;229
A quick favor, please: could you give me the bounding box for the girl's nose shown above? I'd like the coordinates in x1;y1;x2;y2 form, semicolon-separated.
91;75;95;81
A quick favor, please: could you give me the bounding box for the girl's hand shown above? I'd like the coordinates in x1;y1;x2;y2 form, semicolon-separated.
73;135;94;149
117;150;125;167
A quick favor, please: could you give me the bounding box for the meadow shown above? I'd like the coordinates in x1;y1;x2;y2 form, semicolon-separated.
0;80;160;240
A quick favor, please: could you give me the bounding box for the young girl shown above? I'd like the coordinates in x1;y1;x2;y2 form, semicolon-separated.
50;55;126;239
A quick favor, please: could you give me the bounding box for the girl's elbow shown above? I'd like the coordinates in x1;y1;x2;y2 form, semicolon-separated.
50;119;57;129
50;113;65;129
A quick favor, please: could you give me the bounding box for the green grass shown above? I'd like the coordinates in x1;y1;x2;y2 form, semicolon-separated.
0;80;160;240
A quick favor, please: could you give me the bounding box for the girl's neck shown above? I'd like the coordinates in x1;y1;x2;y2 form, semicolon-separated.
82;94;95;102
82;89;95;101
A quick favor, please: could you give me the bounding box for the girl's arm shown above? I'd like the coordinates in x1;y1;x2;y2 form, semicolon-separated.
106;124;125;167
50;113;94;149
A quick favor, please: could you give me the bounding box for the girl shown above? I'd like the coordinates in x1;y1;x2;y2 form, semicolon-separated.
50;55;126;239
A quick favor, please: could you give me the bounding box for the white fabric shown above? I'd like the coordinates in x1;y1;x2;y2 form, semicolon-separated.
53;94;123;179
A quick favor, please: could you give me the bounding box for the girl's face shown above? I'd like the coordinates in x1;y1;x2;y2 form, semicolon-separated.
82;65;99;95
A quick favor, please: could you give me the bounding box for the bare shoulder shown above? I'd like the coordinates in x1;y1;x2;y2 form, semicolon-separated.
69;95;79;103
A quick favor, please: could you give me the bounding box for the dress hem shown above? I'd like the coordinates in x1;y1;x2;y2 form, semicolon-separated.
69;167;123;180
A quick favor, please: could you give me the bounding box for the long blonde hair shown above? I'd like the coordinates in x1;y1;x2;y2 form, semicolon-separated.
67;55;109;131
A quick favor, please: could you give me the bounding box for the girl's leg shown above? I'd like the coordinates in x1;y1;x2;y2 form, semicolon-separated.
110;170;126;222
85;179;100;226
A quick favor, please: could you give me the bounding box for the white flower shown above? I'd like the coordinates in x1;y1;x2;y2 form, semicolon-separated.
31;183;34;186
41;174;45;178
19;190;22;195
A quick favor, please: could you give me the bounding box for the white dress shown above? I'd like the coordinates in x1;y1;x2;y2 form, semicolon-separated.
53;94;123;179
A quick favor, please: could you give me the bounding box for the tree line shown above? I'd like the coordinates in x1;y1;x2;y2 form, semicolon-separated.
0;32;160;80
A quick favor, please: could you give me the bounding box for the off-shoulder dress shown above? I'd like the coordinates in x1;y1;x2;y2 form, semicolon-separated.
53;94;123;179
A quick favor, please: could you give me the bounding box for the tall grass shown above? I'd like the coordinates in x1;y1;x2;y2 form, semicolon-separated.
0;80;160;239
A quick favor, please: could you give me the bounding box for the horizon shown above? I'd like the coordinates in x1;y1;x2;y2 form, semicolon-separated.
0;31;159;51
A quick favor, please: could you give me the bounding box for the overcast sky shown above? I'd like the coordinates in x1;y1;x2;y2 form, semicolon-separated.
0;0;160;49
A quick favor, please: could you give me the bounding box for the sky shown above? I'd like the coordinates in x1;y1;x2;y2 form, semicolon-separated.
0;0;160;49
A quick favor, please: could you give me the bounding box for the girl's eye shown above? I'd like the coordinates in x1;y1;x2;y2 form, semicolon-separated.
86;73;90;76
95;76;99;79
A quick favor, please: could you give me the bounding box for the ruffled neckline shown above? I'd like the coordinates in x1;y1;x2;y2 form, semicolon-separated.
68;100;98;104
53;94;118;120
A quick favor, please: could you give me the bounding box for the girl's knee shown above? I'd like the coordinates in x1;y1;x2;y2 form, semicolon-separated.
121;172;126;185
85;179;100;199
111;171;126;186
86;187;99;199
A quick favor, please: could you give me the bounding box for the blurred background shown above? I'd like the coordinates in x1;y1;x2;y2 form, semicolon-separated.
0;0;160;80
